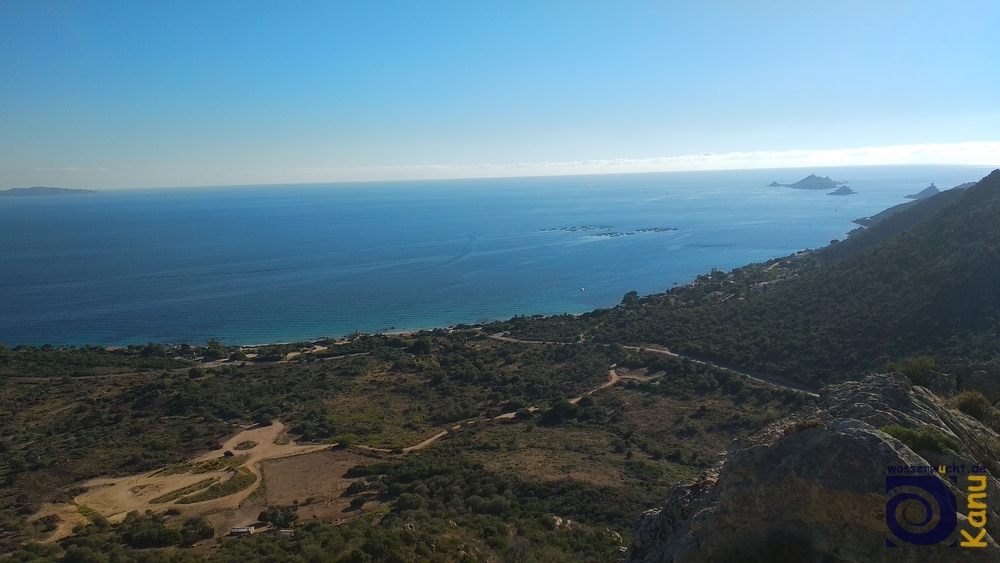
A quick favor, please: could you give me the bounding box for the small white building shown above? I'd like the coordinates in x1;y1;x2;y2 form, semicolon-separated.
230;526;256;536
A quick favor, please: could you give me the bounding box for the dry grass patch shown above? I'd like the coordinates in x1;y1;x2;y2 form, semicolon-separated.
610;384;799;467
149;478;219;504
258;448;383;521
318;392;441;449
463;423;623;487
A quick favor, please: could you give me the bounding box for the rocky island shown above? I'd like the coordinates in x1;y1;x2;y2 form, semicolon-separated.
827;185;855;196
768;174;847;190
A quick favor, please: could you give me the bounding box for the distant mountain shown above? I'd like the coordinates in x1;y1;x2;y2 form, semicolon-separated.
826;185;855;196
768;174;845;190
0;187;95;197
905;183;940;199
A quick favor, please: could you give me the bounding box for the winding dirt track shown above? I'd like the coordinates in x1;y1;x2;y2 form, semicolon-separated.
358;365;626;455
34;341;629;542
489;332;819;397
35;331;776;542
43;364;627;540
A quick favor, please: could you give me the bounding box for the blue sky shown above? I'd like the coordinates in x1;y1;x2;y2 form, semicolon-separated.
1;1;998;188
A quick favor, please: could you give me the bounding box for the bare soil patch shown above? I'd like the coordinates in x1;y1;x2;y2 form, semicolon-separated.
28;503;88;544
260;448;379;520
35;422;327;541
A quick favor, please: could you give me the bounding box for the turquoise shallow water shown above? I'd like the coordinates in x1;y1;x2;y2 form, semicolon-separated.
0;165;993;347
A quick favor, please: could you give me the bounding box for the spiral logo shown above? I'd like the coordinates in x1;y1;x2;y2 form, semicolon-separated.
886;476;958;546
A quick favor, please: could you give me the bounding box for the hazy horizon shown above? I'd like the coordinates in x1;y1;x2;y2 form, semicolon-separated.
2;2;998;189
3;143;998;191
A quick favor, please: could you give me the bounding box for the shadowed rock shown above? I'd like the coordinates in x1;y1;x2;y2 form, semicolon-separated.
625;374;1000;562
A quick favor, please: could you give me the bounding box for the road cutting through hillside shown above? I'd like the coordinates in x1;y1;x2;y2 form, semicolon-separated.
488;332;819;397
358;365;626;454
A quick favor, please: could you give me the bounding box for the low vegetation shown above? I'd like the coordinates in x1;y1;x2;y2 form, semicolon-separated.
951;391;995;424
881;424;960;454
3;172;998;560
149;478;219;504
176;468;256;504
491;173;1000;389
0;329;805;560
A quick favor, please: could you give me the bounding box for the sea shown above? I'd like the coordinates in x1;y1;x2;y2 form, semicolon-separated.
0;165;994;347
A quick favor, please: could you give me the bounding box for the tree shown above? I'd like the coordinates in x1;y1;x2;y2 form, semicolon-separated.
254;411;275;427
887;357;936;386
540;399;578;426
140;342;168;358
120;511;181;548
409;338;432;356
180;516;215;546
203;339;227;360
258;505;298;528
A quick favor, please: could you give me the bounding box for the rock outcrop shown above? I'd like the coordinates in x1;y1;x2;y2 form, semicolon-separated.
827;185;856;196
906;184;941;200
625;374;1000;562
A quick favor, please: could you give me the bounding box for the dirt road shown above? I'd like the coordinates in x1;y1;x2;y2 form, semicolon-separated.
36;422;328;542
489;332;819;397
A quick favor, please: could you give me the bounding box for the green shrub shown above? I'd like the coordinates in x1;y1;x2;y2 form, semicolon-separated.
177;468;256;504
887;357;937;386
258;505;298;528
180;516;215;545
149;477;219;504
952;391;994;424
881;424;959;454
120;511;182;548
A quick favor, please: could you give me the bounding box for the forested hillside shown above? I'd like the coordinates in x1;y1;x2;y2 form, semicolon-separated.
496;170;1000;388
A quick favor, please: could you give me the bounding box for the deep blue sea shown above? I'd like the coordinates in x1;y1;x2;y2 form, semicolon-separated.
0;165;993;347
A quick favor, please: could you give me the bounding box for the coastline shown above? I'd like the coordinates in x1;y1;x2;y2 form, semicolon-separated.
3;165;991;349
